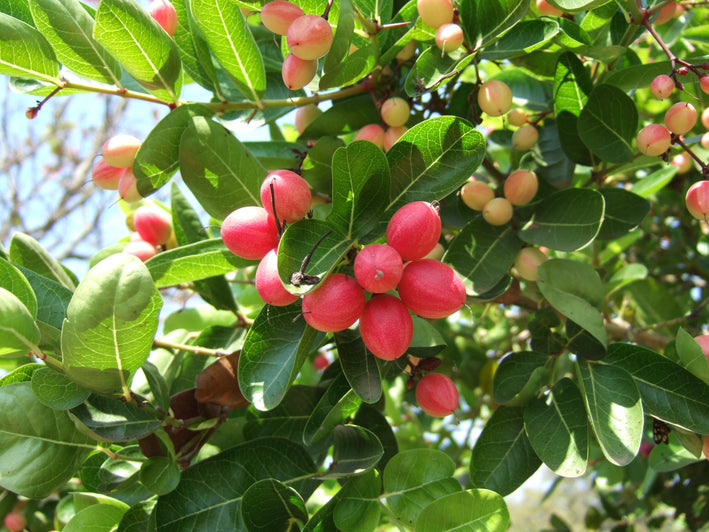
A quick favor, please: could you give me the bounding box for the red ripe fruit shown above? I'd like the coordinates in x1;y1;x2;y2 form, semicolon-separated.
301;273;366;332
354;243;404;294
3;512;27;532
148;0;178;36
636;124;671;156
415;373;459;417
650;74;674;100
255;249;299;306
133;205;173;246
397;259;466;319
686;180;709;221
701;75;709;96
123;239;158;262
260;169;312;224
92;159;124;190
386;201;441;261
281;53;318;90
260;0;304;35
313;352;330;370
286;15;334;60
354;124;386;149
117;169;143;203
665;102;697;135
221;206;279;260
359;294;413;360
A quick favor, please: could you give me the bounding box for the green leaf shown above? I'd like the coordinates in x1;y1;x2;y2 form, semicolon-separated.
244;141;308;171
145;238;253;288
385;116;485;216
0;287;41;357
493;351;550;404
30;366;90;410
321;424;383;479
630;165;678;198
0;381;94;498
179;115;266;220
404;48;474;97
303;373;361;445
445;219;523;296
327;140;390;239
319;43;378;90
117;497;158;532
415;489;510;532
61;254;162;396
458;0;528;49
9;232;76;290
94;0;182;103
335;329;382;404
548;0;613;12
648;439;700;473
190;0;266;102
623;278;682;336
155;438;317;531
301;136;345;192
578;84;637;163
172;0;219;93
469;405;541;496
353;406;398;473
0;259;36;317
140;457;180;496
63;502;128;532
0;12;59;83
333;469;381;532
241;478;308;532
300;94;380;139
29;0;122;85
140;360;170;413
69;394;163;441
576;360;643;466
0;0;34;25
554;51;593;165
604;60;672;92
0;363;42;386
518;188;605;251
323;0;353;74
603;343;709;434
524;378;589;477
675;328;709;383
383;448;461;527
596;188;650;240
239;303;321;411
482;19;560;60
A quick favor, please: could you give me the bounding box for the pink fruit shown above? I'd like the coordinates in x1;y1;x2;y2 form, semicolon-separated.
650;74;674;100
701;76;709;96
654;1;677;24
665;102;697;135
671;152;693;174
416;0;454;28
313;352;330;370
354;243;404;293
380;97;410;128
514;247;548;282
255;249;299;306
693;335;709;359
478;80;513;117
117;169;143;203
703;108;709;129
281;53;318;90
260;170;312;224
260;0;304;35
702;132;709;150
507;108;528;127
460;179;495;211
435;23;464;53
639;441;654;458
123;239;158;262
221;206;279;260
102;134;142;168
386;201;441;261
286;15;334;60
686;180;709;220
133;205;173;246
295;104;322;134
384;126;407;151
92;159;124;190
512;124;539;151
415;373;459;417
704;435;709;460
353;124;386;149
536;0;562;16
504;169;538;206
482;197;514;226
397;259;466;319
636;124;671;156
148;0;177;36
359;294;413;360
301;273;366;332
3;512;27;532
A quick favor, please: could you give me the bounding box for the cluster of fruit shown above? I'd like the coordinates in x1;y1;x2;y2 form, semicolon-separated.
353;96;411;151
416;0;463;55
460;169;539;226
477;79;539;151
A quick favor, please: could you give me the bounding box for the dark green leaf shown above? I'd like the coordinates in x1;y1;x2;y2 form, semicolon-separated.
30;366;90;409
493;351;549;404
458;0;528;49
0;259;36;317
335;329;382;404
172;0;219;93
9;232;76;290
333;469;381;532
404;48;474;97
69;394;163;441
303;373;361;445
482;19;560;60
301;95;380;139
321;424;383;478
320;44;378;90
596;188;650;240
415;489;510;532
241;478;308;532
63;503;128;532
140;457;180;496
353;406;398;472
554;51;593;165
117;497;158;532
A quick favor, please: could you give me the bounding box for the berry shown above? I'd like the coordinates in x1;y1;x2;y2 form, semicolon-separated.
354;243;404;293
380;97;410;128
512;124;539;151
118;169;143;203
671;153;692;174
478;80;513;117
703;107;709;129
3;512;27;532
260;170;312;224
384;126;407;151
359;294;413;360
148;0;177;36
133;205;172;246
636;124;671;156
91;159;124;190
282;53;318;90
313;352;330;370
639;441;654;458
386;201;441;261
693;335;709;360
123;239;158;261
482;197;514;226
102;134;142;168
255;249;299;306
664;102;697;135
514;247;548;282
416;0;454;29
536;0;563;16
460;179;495;211
422;242;445;261
221;206;279;260
260;0;304;35
701;76;709;96
507;108;528;127
650;74;674;100
702;132;709;150
654;1;677;24
396;40;417;62
353;124;386;149
287;15;333;60
397;259;466;319
686;180;709;221
295;104;322;134
435;23;464;53
504;169;538;206
301;273;366;332
415;373;458;417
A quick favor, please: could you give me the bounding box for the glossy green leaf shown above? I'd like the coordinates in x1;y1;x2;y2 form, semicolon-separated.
327;140;390;239
524;378;589;477
140;360;170;413
648;439;700;473
239;303;321;411
320;43;378;90
404;48;474;97
596;188;650;240
241;478;308;532
385;116;485;216
0;11;59;83
0;363;42;386
303;373;361;445
9;232;76;290
0;287;40;357
94;0;182;103
353;406;398;473
554;51;593;165
630;165;678;198
623;278;682;336
190;0;265;102
179;115;266;220
301;136;345;192
603;343;709;434
61;254;162;396
675;328;709;383
415;489;510;532
63;502;128;532
116;497;158;532
31;366;90;410
604;60;672;92
482;19;559;59
445;219;523;297
458;0;528;49
492;351;549;404
0;0;34;24
140;457;180;496
578;84;637;163
29;0;122;84
69;394;163;441
548;0;613;12
335;329;382;404
518;188;605;251
333;469;381;532
576;360;643;466
321;425;383;479
469;406;541;496
300;95;380;139
244;141;308;171
0;381;94;498
172;0;219;93
323;0;353;74
155;438;317;531
0;257;37;317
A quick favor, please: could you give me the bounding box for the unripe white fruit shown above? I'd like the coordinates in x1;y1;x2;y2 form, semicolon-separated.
380;97;410;127
482;197;514;226
514;247;548;281
102;134;142;169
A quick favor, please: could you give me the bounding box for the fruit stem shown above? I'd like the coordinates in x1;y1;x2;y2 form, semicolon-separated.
671;134;709;177
152;338;236;357
289;230;333;287
322;0;334;20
